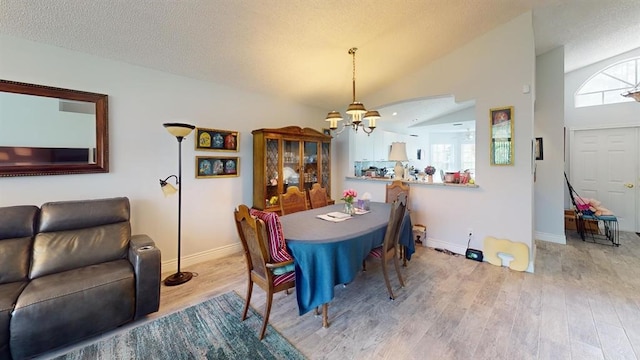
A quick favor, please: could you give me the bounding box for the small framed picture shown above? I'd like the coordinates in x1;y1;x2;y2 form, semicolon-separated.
196;156;239;178
535;137;543;160
322;128;331;136
195;128;239;152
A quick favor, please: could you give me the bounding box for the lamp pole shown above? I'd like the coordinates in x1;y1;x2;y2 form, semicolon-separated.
162;122;195;286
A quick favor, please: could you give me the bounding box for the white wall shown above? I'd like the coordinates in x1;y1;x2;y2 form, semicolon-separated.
534;47;566;244
0;34;325;272
340;13;537;271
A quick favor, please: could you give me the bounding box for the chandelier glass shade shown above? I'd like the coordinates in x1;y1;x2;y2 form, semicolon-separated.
325;47;380;135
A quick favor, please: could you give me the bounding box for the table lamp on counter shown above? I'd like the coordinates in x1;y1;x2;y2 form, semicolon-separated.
388;142;409;180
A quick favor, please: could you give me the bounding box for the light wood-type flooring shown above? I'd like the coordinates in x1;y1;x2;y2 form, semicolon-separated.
46;230;640;360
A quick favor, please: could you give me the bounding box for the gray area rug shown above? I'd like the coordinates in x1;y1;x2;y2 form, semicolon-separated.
54;291;306;360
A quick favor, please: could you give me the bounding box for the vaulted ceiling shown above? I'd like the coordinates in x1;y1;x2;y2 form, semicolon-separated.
2;0;639;125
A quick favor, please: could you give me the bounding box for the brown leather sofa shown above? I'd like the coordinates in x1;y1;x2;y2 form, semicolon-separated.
0;197;161;360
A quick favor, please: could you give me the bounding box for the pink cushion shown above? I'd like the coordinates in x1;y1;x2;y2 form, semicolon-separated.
249;209;293;263
273;270;295;286
369;246;383;258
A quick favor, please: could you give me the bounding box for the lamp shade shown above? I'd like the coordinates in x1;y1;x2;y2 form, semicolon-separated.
388;142;409;161
160;181;178;197
163;123;195;138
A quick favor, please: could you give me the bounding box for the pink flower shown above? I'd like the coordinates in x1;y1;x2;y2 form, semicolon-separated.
424;166;436;175
341;189;357;204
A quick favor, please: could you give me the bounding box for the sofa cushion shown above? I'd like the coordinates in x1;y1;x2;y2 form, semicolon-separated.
38;197;130;233
0;282;28;360
31;222;130;279
10;259;135;359
0;206;38;284
31;197;132;279
0;237;32;284
0;205;39;240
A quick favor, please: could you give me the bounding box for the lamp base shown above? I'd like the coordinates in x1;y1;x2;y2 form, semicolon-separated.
394;162;404;180
163;271;193;286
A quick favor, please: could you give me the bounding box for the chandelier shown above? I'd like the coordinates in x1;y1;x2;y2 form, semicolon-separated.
325;47;380;135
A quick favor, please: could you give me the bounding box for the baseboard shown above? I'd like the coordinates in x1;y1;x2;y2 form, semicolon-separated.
535;231;566;244
161;243;243;275
424;238;467;256
426;237;536;273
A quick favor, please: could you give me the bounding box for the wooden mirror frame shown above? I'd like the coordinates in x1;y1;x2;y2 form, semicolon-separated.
0;80;109;177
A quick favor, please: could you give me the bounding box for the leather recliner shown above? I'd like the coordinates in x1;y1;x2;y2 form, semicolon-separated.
0;197;161;360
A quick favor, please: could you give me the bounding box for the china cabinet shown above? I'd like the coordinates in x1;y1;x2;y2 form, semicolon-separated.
252;126;332;213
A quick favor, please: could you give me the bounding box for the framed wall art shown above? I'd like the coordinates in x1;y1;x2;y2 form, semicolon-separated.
489;106;514;166
535;137;543;160
196;156;239;178
195;127;239;152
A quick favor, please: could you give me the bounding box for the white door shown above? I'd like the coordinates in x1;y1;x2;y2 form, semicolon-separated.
571;127;639;232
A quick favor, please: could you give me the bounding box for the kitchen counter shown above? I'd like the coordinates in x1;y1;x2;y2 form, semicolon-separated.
345;176;479;188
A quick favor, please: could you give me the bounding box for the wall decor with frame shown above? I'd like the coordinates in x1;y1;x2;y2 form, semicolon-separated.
535;137;543;160
196;156;239;178
195;127;239;152
489;106;514;166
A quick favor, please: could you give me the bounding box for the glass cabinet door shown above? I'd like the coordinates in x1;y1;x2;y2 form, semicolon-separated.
264;138;280;208
321;142;330;195
283;139;300;191
302;141;319;192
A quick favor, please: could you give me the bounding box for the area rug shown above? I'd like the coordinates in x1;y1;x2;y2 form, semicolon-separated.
54;291;306;360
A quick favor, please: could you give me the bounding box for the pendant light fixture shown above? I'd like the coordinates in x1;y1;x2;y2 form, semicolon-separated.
325;47;379;135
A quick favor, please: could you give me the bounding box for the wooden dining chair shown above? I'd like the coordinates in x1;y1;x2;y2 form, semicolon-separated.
279;186;308;215
364;193;408;300
234;204;295;340
308;183;329;209
385;180;410;204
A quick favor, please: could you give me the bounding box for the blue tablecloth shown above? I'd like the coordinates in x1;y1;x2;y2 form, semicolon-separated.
280;202;414;315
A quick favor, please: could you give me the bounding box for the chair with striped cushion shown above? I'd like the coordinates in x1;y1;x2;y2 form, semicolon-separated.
364;193;408;300
234;205;295;340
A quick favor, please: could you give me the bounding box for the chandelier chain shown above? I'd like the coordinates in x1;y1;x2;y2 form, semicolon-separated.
350;47;357;103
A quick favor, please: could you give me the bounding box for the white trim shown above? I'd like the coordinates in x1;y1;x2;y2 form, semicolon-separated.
161;243;243;275
535;231;566;244
424;237;468;255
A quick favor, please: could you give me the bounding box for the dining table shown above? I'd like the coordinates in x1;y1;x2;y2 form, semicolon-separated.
280;201;414;327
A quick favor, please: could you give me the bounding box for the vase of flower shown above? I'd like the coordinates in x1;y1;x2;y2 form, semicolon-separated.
424;166;436;184
341;188;357;215
344;202;355;215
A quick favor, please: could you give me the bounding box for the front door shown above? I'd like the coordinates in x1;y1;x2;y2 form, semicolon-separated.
571;127;639;232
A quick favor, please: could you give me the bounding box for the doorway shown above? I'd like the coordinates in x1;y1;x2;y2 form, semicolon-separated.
570;126;639;232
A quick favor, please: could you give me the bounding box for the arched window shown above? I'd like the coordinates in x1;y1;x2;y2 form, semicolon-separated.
575;57;640;107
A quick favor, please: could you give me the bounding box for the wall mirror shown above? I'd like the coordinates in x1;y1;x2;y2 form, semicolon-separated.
0;80;108;177
490;106;514;166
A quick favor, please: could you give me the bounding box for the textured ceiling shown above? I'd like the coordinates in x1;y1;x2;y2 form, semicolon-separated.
1;0;639;126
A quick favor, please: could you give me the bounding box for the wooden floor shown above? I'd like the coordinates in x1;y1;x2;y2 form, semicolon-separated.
43;230;640;359
154;230;640;360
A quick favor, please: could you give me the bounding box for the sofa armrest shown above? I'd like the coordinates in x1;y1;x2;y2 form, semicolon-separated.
128;234;161;319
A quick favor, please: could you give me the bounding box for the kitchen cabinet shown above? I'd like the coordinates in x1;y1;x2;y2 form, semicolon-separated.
252;126;332;213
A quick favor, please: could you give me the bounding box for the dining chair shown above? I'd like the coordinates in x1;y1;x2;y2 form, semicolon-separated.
279;186;308;215
308;183;329;209
385;180;410;204
385;180;410;265
364;193;408;300
233;204;295;340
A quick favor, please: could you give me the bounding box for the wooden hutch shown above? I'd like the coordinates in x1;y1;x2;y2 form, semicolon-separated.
252;126;332;213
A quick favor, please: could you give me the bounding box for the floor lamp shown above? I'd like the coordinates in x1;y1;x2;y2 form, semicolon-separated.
160;122;195;286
